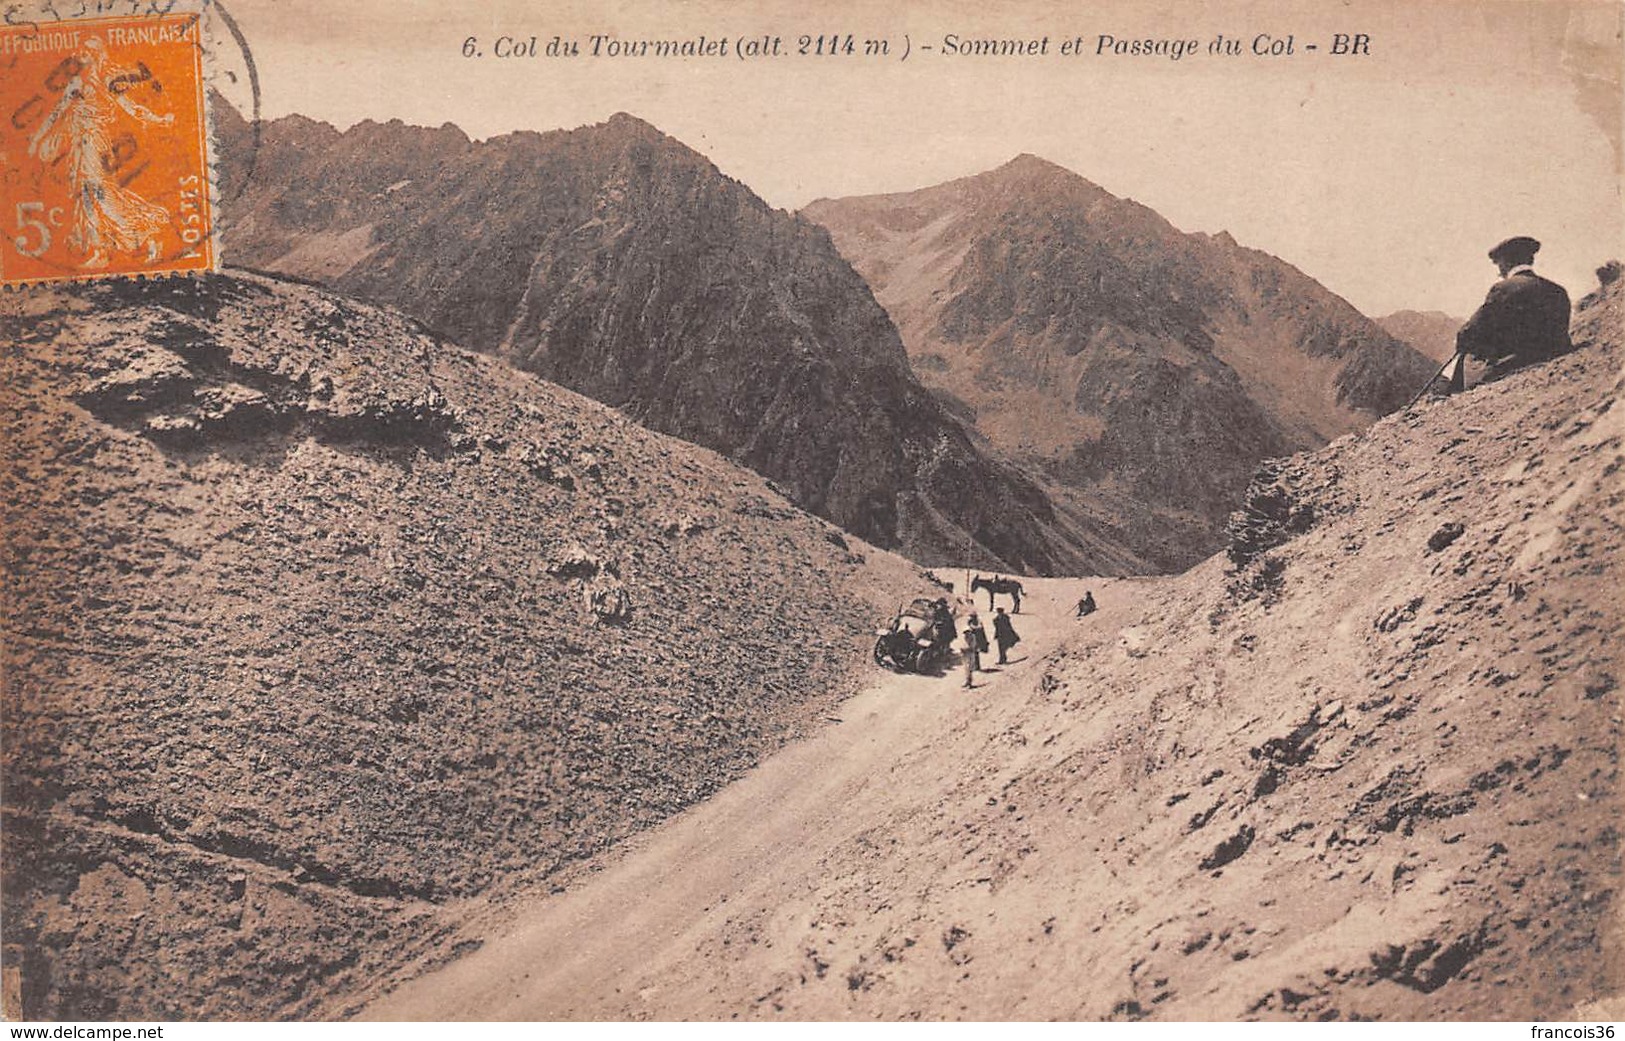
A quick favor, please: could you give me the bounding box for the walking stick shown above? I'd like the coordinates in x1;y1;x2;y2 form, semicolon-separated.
1406;350;1465;409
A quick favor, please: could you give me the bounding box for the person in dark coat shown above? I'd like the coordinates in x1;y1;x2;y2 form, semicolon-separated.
991;607;1019;665
1456;236;1572;384
1075;591;1097;617
931;598;955;649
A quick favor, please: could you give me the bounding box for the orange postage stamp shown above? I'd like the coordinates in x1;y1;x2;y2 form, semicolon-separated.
1;11;215;286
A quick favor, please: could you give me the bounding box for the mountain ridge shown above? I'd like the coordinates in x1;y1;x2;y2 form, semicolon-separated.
214;103;1134;575
803;158;1438;569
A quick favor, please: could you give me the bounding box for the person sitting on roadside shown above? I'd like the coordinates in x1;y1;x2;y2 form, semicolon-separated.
1455;236;1572;385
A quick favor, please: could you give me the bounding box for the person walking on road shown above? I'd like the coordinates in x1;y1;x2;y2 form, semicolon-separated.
991;607;1020;665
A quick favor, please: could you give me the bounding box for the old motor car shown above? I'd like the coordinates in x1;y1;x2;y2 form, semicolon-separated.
873;597;953;674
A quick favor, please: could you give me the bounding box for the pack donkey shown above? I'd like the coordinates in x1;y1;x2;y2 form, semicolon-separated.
970;574;1023;614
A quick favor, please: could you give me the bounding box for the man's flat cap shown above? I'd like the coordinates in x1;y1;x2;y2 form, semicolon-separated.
1489;236;1541;261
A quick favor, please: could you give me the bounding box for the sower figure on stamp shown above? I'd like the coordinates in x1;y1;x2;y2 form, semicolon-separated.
1455;236;1573;387
26;37;176;270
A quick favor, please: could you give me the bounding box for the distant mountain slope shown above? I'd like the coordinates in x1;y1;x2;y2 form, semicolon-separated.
214;107;1132;575
1378;310;1465;363
0;272;935;1019
804;157;1437;569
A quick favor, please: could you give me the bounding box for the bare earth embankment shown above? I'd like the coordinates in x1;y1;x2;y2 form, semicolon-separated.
0;273;935;1020
366;281;1622;1021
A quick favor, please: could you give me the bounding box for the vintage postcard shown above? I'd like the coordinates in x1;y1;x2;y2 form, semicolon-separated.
1;0;1620;1025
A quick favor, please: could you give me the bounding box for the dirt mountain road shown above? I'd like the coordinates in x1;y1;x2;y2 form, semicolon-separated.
357;282;1622;1022
361;579;1126;1020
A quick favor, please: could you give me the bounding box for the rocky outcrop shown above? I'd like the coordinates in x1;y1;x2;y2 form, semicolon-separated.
214;107;1116;575
804;156;1438;570
0;272;932;1018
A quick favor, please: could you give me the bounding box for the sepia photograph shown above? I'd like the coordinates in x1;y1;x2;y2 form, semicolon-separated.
1;0;1621;1024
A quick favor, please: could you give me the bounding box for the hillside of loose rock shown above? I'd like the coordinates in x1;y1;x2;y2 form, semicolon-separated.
804;158;1438;571
0;272;938;1020
366;276;1621;1021
213;107;1129;575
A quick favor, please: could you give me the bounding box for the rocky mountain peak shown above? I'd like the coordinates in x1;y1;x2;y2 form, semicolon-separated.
600;110;666;136
805;161;1437;570
953;152;1116;212
216;110;1114;573
993;152;1073;179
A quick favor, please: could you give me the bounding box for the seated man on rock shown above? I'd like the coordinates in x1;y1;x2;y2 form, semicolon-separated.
1455;236;1572;385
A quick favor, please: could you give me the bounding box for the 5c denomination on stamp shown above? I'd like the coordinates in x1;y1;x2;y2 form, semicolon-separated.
2;10;215;286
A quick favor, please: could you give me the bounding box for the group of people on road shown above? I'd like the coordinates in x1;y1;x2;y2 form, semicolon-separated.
952;587;1104;689
958;606;1021;689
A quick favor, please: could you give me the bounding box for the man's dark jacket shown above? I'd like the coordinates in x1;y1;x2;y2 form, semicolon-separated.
1456;270;1572;363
